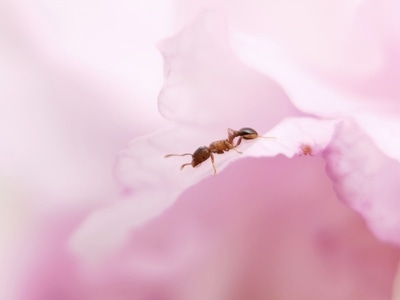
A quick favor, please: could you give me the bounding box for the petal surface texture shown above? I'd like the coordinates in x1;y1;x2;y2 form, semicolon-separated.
325;120;400;245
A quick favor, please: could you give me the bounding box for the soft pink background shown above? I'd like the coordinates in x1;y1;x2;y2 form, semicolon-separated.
1;1;400;300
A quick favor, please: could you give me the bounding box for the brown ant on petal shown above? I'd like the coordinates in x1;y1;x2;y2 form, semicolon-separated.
165;127;274;175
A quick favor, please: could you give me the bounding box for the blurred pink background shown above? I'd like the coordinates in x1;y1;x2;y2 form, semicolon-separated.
1;1;400;300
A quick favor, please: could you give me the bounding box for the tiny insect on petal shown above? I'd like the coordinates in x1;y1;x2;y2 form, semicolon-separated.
165;127;271;174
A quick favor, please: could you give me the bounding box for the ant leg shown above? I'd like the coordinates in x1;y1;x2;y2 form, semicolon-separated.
227;128;237;143
227;141;242;154
233;137;243;147
210;153;217;175
232;147;242;154
164;153;192;158
180;163;192;170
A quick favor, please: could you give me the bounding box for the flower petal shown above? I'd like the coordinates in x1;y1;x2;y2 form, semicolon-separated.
353;112;400;163
73;115;337;263
231;33;365;117
78;152;398;299
175;1;400;114
167;155;398;299
250;117;338;157
324;119;400;245
158;11;300;127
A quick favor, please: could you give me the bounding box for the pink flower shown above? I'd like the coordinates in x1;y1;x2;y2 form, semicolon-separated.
5;1;400;300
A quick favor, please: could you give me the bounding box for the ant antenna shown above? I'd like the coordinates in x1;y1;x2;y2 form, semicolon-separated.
164;153;192;158
180;163;192;170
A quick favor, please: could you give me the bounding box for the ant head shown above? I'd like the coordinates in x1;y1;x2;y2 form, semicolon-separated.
191;146;211;167
238;127;258;140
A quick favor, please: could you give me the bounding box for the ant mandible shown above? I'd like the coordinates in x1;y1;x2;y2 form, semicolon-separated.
164;127;273;175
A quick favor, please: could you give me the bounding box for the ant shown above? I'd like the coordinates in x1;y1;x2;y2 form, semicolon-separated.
165;127;273;175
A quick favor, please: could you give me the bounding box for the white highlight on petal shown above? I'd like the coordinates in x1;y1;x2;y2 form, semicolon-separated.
253;117;339;158
354;112;400;163
157;12;299;127
230;32;363;117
